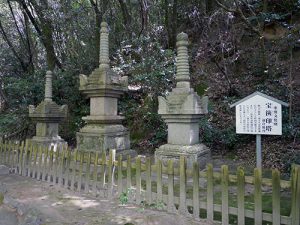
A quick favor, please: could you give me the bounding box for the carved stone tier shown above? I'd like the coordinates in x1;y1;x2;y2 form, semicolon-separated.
29;71;67;150
77;22;134;156
155;32;210;167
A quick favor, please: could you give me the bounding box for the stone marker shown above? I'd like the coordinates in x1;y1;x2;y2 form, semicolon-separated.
77;22;134;156
29;71;67;150
155;32;210;167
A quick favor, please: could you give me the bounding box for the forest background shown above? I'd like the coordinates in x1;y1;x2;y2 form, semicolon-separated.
0;0;299;173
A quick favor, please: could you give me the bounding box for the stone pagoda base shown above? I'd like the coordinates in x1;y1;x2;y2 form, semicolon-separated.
76;124;135;156
31;136;67;151
155;143;211;168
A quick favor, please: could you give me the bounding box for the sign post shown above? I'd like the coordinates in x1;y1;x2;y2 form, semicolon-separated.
230;91;288;168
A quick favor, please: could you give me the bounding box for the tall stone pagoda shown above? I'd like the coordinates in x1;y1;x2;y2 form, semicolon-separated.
29;71;67;149
155;32;210;167
77;22;132;155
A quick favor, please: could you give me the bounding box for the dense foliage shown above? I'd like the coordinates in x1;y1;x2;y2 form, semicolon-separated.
0;0;299;170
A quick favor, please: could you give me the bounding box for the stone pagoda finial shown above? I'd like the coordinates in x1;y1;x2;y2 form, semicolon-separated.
45;70;53;101
175;32;190;89
99;22;109;69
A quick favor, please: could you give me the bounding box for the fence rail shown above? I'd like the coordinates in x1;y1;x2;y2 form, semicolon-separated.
0;140;299;225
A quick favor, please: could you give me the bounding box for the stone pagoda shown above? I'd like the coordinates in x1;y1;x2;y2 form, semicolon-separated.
155;32;210;167
29;71;67;149
77;22;132;155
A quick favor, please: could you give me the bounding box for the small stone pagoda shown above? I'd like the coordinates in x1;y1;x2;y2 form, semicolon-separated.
29;71;67;149
155;32;210;167
77;22;132;155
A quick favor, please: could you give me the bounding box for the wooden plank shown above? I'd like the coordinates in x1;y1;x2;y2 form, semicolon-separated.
22;142;29;177
117;155;123;195
52;149;59;184
272;169;281;225
92;152;99;196
179;156;187;214
221;165;229;225
167;159;175;213
37;146;43;180
136;156;142;204
156;158;163;203
126;155;132;190
237;166;245;225
0;142;3;164
207;163;214;222
193;161;200;219
85;152;92;193
70;150;77;191
77;151;84;192
291;165;300;225
42;147;49;181
31;145;38;179
18;142;24;175
108;150;113;199
146;157;152;204
58;149;65;187
254;168;262;225
101;152;106;188
48;147;54;182
64;149;71;188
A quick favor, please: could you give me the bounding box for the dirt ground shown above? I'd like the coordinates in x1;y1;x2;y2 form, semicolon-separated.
0;174;212;225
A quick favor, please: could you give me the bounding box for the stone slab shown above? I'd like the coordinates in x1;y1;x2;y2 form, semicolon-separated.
155;143;211;168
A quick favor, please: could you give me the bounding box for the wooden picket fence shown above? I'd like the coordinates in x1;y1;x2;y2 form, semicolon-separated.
0;140;299;225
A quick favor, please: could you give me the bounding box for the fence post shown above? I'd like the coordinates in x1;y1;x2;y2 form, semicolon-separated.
254;168;262;225
179;156;187;215
193;161;200;220
272;169;280;225
207;163;214;222
291;165;300;225
221;165;229;225
146;157;152;204
237;166;245;225
167;159;175;213
135;156;141;204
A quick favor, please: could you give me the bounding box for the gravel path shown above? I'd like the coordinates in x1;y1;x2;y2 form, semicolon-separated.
0;174;211;225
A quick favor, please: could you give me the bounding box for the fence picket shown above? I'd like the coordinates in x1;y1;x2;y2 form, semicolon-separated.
101;152;106;188
58;149;65;187
167;159;175;213
53;149;60;184
85;152;92;193
22;142;29;177
117;155;123;195
126;155;131;190
108;150;114;198
64;149;71;188
207;163;214;222
179;156;187;214
221;165;229;225
237;166;245;225
31;145;38;178
48;148;54;182
291;165;300;225
193;161;200;219
254;168;262;225
272;169;280;225
42;148;49;181
18;142;24;175
70;150;77;191
92;152;99;196
146;157;152;204
156;158;163;203
136;156;141;204
77;151;84;192
37;146;43;180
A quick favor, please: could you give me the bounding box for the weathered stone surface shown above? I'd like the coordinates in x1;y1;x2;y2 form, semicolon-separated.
29;71;67;149
77;22;133;156
156;32;210;167
0;165;9;175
